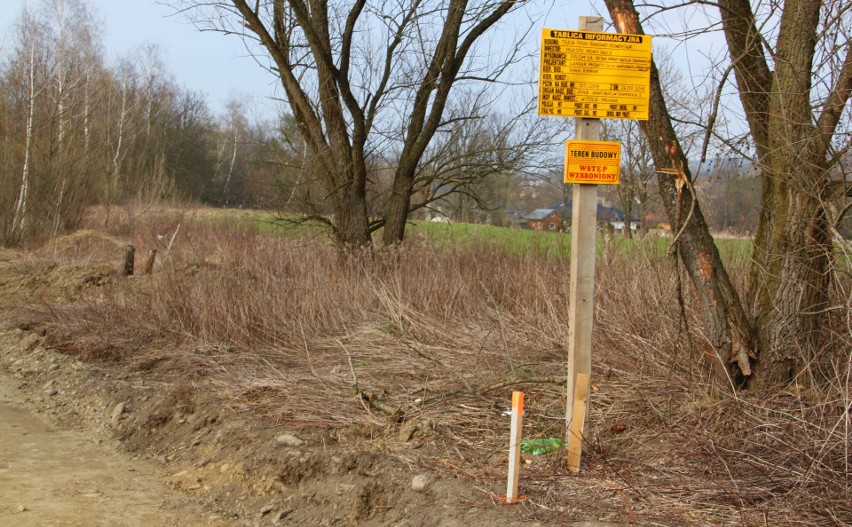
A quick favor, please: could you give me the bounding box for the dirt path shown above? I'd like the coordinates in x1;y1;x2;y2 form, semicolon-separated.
0;375;228;527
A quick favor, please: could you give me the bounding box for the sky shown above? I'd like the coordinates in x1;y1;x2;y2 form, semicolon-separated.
0;1;725;121
0;0;281;116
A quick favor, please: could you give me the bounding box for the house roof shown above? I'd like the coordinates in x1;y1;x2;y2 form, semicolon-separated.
597;205;625;221
524;201;637;221
544;201;635;222
525;208;559;220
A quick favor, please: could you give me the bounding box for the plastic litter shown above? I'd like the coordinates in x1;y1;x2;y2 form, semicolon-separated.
520;437;565;455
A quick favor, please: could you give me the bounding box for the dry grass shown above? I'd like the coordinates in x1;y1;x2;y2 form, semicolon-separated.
28;212;852;526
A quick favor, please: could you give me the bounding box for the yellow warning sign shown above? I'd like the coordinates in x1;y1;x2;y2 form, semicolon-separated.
565;140;621;184
539;29;652;120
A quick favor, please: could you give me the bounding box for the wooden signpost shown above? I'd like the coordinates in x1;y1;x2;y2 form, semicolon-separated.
565;140;622;185
537;16;652;473
539;24;652;120
566;373;590;471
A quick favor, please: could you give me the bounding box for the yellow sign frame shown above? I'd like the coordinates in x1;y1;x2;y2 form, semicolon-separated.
539;28;652;120
564;140;622;185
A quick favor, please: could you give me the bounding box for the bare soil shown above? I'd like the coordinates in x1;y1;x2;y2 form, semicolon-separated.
0;328;540;527
0;242;546;527
0;368;230;527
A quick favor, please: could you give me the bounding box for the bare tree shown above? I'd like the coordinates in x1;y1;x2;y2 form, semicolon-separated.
717;0;851;385
394;96;557;225
604;0;757;387
101;45;215;210
3;0;105;244
0;0;228;245
172;0;533;247
211;98;250;204
602;119;654;238
9;23;39;242
605;0;852;387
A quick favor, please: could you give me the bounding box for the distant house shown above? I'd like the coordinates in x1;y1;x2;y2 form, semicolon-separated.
642;213;670;236
525;208;564;232
524;202;648;234
594;205;639;233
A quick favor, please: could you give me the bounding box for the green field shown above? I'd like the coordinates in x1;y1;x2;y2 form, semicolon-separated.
184;206;755;263
409;220;755;264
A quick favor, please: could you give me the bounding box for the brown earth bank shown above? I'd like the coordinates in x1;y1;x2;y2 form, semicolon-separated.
0;235;549;526
0;366;233;527
0;329;539;527
0;221;848;526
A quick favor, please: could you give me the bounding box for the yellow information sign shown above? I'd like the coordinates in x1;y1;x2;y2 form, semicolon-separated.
565;140;621;185
539;29;652;120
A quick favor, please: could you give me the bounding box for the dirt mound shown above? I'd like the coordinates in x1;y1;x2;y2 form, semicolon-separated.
36;229;130;266
0;260;113;310
0;232;126;311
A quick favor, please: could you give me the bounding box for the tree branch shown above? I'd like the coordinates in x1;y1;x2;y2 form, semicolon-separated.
814;43;852;160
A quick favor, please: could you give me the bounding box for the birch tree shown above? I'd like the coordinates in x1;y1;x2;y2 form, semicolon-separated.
1;0;105;244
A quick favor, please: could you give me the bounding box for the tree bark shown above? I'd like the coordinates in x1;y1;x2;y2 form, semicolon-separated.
11;40;37;243
382;174;415;245
718;0;850;386
605;0;757;386
333;177;372;248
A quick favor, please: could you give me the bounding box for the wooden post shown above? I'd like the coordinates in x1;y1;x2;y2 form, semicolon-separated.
506;391;525;502
565;15;603;465
142;249;157;275
120;244;135;277
567;372;590;472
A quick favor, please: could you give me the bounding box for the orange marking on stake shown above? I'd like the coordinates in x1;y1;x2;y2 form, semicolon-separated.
505;391;525;503
512;390;524;415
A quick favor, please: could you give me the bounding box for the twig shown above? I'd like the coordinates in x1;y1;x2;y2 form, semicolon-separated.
403;341;473;392
165;223;181;260
336;338;371;417
479;377;565;394
337;338;359;394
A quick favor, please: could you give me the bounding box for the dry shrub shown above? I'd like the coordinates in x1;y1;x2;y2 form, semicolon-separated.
39;217;850;525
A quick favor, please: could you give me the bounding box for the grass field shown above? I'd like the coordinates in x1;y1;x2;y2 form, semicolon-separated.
121;204;757;266
181;206;756;265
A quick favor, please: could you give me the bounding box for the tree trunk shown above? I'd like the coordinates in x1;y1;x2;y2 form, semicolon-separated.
749;122;833;385
623;200;633;239
605;0;757;385
751;187;831;385
334;180;372;248
120;244;135;277
382;173;414;246
718;0;846;387
11;40;37;242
